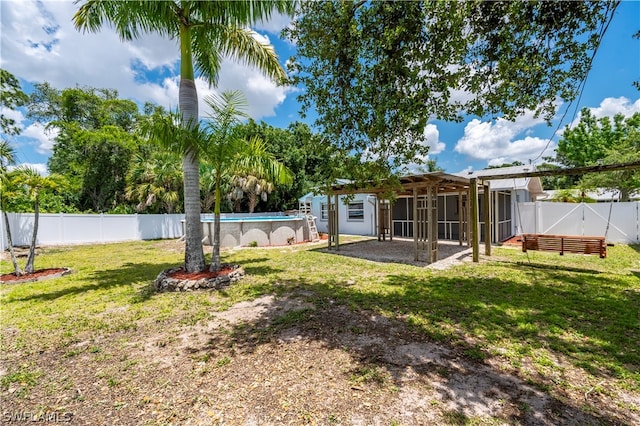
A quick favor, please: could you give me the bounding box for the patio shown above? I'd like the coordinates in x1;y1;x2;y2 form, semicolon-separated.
319;238;474;270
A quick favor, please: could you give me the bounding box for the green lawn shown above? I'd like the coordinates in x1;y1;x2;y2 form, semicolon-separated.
1;239;639;420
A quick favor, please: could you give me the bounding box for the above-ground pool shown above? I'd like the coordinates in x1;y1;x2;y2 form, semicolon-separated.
186;214;308;247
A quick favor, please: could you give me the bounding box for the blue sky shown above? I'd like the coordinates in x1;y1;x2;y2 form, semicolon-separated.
1;0;638;176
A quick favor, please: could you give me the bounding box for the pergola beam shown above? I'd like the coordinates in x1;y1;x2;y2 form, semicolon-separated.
478;160;640;181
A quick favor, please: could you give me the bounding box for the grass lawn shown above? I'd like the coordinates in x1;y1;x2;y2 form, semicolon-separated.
1;239;639;424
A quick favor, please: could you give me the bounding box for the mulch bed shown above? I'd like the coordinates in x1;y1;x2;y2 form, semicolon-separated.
167;265;236;280
0;268;71;284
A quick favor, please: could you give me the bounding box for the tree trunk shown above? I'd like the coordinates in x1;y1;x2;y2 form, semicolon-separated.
2;210;22;276
24;193;39;274
210;172;222;272
182;148;205;272
179;25;205;273
248;192;257;213
621;188;630;202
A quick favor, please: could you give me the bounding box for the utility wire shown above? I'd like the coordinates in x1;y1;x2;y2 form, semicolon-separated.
530;1;620;163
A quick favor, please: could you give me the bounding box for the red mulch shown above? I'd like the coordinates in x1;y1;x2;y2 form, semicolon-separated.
501;235;522;246
0;268;69;283
168;266;235;280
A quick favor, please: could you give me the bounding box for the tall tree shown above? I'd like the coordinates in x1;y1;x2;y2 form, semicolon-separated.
27;84;141;212
0;69;28;274
74;0;294;273
285;0;619;181
0;142;22;275
200;92;292;271
8;167;58;275
556;110;640;201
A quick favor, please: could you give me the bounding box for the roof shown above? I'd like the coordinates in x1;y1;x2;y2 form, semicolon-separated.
454;165;544;193
329;171;471;196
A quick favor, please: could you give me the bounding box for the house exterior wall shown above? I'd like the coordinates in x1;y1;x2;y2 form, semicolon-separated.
302;190;515;242
302;193;378;236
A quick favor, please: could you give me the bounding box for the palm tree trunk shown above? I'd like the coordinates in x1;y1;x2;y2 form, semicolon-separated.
210;172;222;272
24;193;39;274
248;193;258;213
182;149;205;272
2;210;22;276
179;25;205;273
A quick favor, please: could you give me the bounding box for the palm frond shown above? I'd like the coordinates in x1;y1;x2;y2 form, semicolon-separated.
193;25;287;85
187;1;296;27
73;0;179;40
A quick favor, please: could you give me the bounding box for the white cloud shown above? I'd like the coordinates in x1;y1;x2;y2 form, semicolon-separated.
566;96;640;129
0;107;26;133
423;124;446;155
0;1;291;123
254;12;294;35
21;122;58;154
214;60;291;119
454;109;556;166
588;96;640;119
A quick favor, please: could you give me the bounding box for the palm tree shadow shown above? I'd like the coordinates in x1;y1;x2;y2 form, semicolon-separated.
10;261;176;303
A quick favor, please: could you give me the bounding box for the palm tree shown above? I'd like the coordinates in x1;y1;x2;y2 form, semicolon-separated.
0;140;16;173
126;151;184;213
229;174;275;213
9;167;58;274
200;164;232;213
202;91;292;271
74;0;294;272
0;140;22;275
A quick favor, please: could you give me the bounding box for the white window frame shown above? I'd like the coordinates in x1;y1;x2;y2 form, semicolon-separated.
347;201;364;221
320;203;328;221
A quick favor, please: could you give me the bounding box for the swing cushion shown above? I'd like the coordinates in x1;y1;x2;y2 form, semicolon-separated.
521;234;606;258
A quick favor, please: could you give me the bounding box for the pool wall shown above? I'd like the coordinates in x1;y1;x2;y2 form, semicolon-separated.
194;214;308;247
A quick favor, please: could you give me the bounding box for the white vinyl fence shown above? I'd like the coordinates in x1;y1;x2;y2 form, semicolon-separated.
2;202;638;251
515;202;639;244
0;213;185;251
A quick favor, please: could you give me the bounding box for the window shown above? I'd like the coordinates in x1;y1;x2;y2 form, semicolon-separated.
347;201;364;221
320;203;328;220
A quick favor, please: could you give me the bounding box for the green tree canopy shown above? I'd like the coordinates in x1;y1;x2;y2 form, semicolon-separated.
74;0;295;273
285;0;618;180
555;110;640;201
0;69;29;136
230;120;346;211
26;84;143;212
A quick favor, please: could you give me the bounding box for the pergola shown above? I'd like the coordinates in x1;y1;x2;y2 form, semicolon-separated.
324;160;640;265
327;172;489;264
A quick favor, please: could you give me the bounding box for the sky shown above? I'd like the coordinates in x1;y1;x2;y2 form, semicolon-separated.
1;0;639;176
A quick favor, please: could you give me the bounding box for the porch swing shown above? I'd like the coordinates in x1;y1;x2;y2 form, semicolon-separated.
521;233;607;258
519;191;612;259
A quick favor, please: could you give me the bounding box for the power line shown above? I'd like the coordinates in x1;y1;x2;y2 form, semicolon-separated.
530;1;620;163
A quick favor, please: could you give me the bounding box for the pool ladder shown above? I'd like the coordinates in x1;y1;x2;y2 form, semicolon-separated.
305;214;319;242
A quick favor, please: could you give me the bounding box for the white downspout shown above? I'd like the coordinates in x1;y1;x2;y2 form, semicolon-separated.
367;195;377;237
